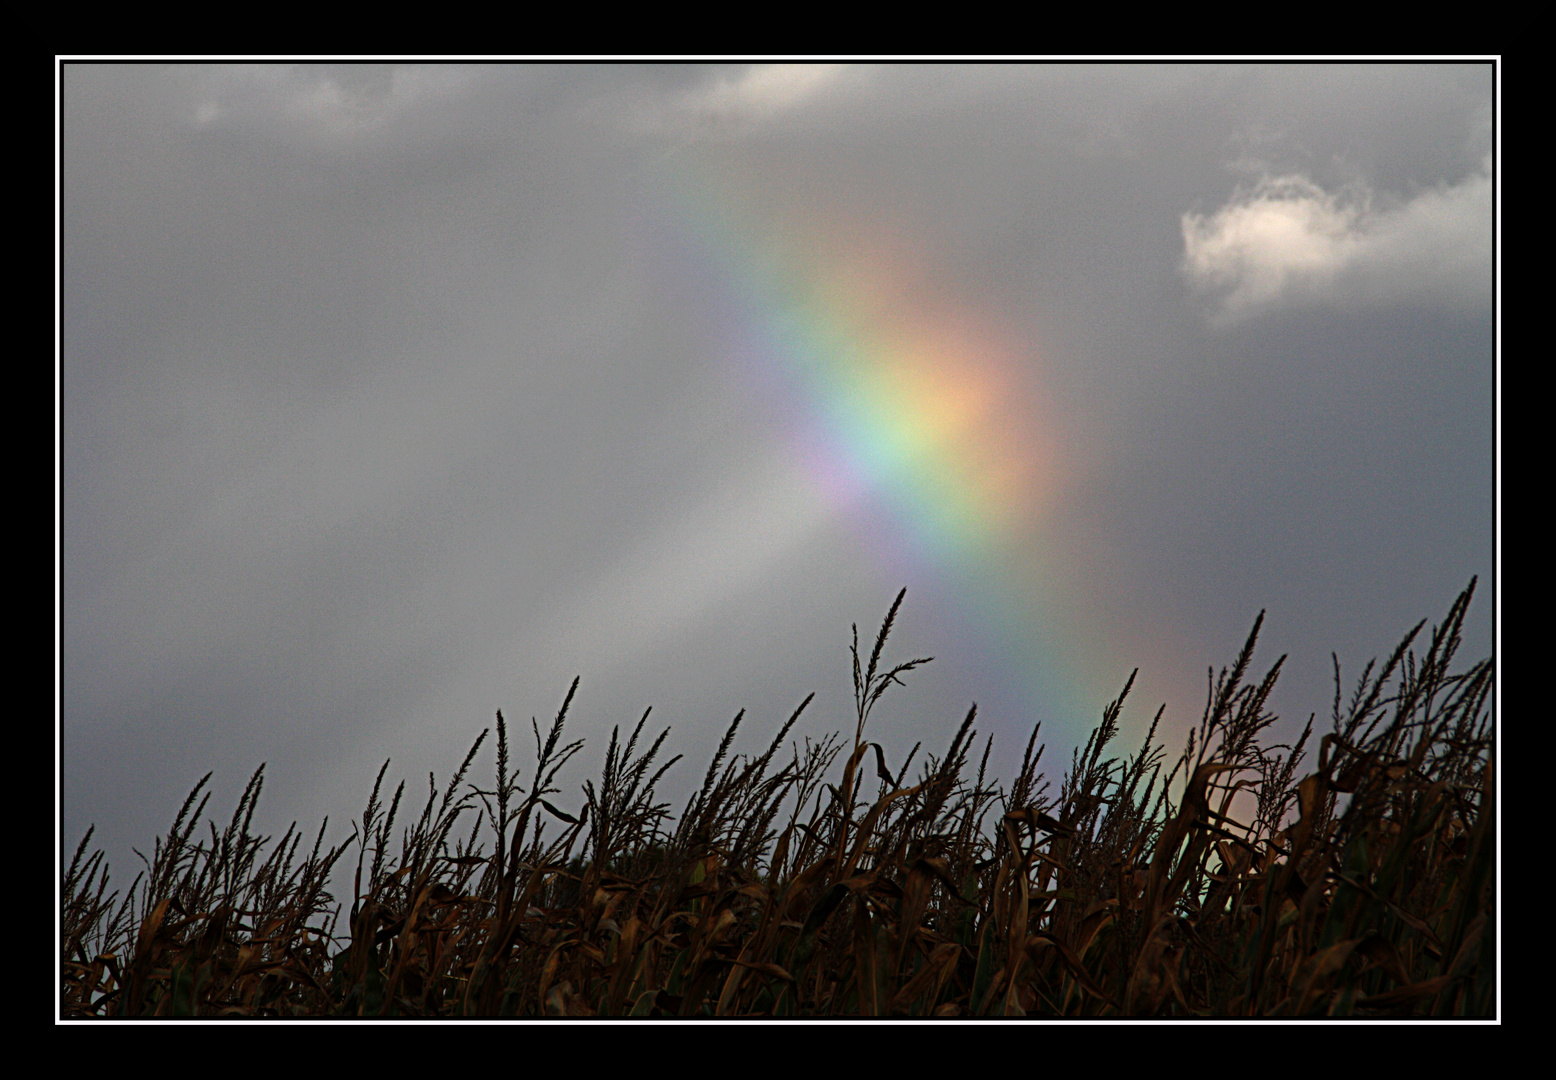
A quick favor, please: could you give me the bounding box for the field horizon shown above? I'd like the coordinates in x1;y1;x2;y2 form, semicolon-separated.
61;579;1495;1019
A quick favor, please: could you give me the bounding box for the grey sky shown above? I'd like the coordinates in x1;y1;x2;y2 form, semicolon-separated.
60;63;1496;888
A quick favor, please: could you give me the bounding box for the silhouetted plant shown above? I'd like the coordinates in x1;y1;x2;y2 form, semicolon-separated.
62;582;1493;1017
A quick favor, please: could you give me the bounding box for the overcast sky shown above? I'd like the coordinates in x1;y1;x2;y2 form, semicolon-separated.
60;63;1496;887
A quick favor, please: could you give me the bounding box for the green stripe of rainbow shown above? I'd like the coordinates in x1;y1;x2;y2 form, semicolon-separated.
652;161;1177;752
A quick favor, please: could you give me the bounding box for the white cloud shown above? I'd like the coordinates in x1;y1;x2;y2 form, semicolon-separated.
682;64;848;120
1181;159;1492;325
185;64;476;143
614;63;853;138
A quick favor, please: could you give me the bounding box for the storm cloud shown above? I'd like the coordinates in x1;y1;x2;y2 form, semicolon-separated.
60;63;1496;895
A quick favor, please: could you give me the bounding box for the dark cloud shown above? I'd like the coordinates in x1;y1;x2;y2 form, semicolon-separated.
60;63;1495;894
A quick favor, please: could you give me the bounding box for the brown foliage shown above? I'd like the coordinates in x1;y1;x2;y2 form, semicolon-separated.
62;583;1494;1017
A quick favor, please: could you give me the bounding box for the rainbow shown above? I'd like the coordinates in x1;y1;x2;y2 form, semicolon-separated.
649;160;1183;755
